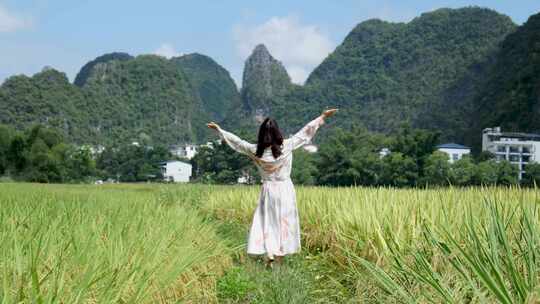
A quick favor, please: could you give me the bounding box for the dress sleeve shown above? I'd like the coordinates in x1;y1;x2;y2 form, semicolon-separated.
216;127;256;156
289;115;326;150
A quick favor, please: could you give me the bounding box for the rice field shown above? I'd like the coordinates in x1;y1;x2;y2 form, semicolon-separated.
2;183;540;303
0;183;232;303
203;185;540;302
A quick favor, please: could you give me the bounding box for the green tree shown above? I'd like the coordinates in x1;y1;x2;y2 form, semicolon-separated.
316;126;386;186
475;151;496;162
97;143;170;182
0;124;14;175
390;124;440;179
7;135;27;173
26;125;63;149
474;160;499;185
496;160;519;186
422;151;452;186
25;138;57;183
96;146;120;179
1;124;99;183
190;140;256;184
12;125;68;183
451;156;476;186
522;162;540;187
66;146;97;181
380;152;418;187
291;149;317;185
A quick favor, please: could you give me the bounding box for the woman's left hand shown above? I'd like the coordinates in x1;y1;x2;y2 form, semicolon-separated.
206;122;220;130
322;108;338;118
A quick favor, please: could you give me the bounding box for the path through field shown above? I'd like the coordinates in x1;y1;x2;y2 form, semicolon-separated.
209;213;353;303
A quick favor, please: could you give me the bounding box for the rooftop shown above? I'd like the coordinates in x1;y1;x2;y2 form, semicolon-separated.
159;160;192;166
437;143;471;150
483;127;540;141
499;132;540;141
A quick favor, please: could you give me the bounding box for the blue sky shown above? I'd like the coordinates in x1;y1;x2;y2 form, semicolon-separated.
1;1;539;87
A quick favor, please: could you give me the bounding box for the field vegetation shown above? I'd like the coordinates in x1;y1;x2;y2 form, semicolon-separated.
1;183;231;303
2;183;539;303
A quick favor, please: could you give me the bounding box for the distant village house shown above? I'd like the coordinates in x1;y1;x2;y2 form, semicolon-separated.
303;144;318;153
161;161;192;183
436;143;471;163
169;144;198;159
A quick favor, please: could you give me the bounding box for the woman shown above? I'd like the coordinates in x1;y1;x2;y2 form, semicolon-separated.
207;108;337;268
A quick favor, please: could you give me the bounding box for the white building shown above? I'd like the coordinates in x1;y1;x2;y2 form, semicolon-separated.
161;161;192;183
379;148;391;158
184;145;198;159
482;127;540;179
169;145;184;158
436;143;471;163
169;144;199;160
303;144;318;153
202;141;215;149
78;144;105;156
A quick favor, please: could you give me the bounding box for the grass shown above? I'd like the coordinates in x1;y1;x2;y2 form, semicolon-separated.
2;183;539;303
216;258;314;304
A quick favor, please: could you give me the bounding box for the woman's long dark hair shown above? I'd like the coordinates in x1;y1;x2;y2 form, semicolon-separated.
256;117;283;159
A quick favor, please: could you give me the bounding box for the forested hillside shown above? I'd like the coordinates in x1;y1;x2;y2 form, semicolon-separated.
0;53;240;146
231;44;314;137
74;52;134;87
305;7;516;143
172;53;242;122
240;44;293;119
0;68;90;141
471;11;540;140
234;7;520;145
79;54;211;145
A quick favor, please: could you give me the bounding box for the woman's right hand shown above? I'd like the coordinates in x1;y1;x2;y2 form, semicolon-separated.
206;122;220;130
322;108;338;118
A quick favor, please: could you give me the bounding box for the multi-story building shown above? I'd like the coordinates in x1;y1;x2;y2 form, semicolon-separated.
482;127;540;179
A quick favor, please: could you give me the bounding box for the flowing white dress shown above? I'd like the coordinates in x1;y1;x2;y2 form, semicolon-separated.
216;115;326;259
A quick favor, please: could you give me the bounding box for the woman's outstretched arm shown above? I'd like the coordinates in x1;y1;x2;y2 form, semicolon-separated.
289;108;338;150
207;122;256;156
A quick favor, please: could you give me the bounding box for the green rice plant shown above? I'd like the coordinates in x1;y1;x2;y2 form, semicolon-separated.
201;185;540;301
3;182;538;302
0;183;232;303
348;199;540;303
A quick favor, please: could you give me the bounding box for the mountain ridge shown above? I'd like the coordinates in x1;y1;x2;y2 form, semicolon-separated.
1;6;538;150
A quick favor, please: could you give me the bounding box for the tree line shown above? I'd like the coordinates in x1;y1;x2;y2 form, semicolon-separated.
0;124;96;183
2;123;539;187
191;124;540;187
0;124;174;183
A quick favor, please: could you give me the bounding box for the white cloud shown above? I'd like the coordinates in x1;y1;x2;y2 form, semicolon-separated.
153;43;183;59
0;4;32;33
233;15;334;84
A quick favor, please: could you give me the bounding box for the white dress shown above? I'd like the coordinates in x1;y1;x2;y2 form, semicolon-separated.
216;115;326;259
